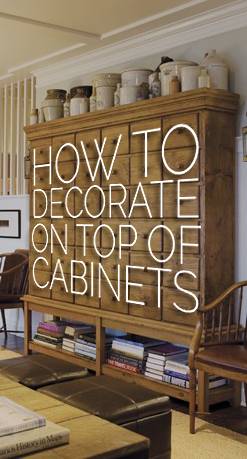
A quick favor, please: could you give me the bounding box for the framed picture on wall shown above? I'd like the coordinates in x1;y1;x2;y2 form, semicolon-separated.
0;210;21;239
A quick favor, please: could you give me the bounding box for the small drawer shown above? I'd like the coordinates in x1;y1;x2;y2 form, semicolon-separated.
163;255;200;290
163;113;198;150
30;218;50;244
52;246;75;275
31;190;50;218
74;278;100;308
163;219;201;254
162;147;199;180
130;185;161;219
130;119;161;153
129;284;162;320
52;134;76;161
29;269;51;299
162;287;199;326
103;188;129;219
51;218;75;246
131;220;162;252
131;151;162;185
33;167;51;190
76;129;101;159
31;139;52;165
75;187;101;219
101;155;130;186
75;218;97;247
101;250;129;280
129;252;162;286
51;273;73;303
53;160;76;188
164;182;200;218
101;124;129;156
51;189;75;218
101;280;128;313
76;159;100;188
75;247;99;277
29;244;51;271
101;219;130;249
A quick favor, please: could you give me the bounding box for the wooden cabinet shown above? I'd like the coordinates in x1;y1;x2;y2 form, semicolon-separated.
24;89;238;407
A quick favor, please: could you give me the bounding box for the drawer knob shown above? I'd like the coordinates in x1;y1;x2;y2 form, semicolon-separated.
113;264;117;270
178;128;185;134
143;233;148;239
112;138;118;145
85;142;90;148
86;231;89;237
61;230;65;236
86;172;90;178
61;174;65;180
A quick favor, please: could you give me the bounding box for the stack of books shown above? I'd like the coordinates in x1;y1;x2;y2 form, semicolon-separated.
74;330;113;360
144;343;188;381
0;397;69;457
62;323;93;354
33;320;67;349
107;336;162;374
163;354;228;389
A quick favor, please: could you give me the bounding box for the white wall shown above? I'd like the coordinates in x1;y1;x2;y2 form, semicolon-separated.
0;195;41;335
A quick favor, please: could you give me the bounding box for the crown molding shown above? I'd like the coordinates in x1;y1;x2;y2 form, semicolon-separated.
34;0;247;88
101;0;207;39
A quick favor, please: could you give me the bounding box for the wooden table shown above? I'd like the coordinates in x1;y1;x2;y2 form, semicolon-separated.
0;350;149;458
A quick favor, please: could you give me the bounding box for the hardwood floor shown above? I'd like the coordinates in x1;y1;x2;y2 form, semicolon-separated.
0;333;246;435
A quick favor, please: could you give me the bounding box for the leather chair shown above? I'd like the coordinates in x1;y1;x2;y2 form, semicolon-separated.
189;280;247;434
0;251;28;338
39;375;172;459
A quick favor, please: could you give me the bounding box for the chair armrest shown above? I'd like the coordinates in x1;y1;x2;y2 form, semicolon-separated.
0;259;28;276
189;314;203;369
201;280;247;312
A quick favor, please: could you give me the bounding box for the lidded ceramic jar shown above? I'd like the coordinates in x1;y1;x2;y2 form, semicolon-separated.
42;89;66;121
94;73;121;110
70;88;89;116
201;50;228;90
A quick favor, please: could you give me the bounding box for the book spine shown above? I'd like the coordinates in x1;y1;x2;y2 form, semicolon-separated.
0;417;46;438
32;339;58;349
108;352;142;367
144;371;163;381
107;359;140;373
112;344;144;359
164;369;189;380
0;431;69;458
75;343;96;353
113;338;144;348
163;375;188;387
38;323;64;333
34;334;62;345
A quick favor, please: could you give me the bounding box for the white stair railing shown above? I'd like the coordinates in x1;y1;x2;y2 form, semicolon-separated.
0;76;36;195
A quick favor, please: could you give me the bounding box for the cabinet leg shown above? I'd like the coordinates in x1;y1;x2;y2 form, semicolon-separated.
232;381;241;407
197;370;209;413
96;317;105;376
24;302;32;356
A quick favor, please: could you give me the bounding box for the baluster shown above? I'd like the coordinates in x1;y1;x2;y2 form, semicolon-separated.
236;286;243;342
226;294;232;343
212;309;216;343
218;303;223;344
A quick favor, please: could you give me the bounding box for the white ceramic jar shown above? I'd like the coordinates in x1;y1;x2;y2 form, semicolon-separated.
96;86;115;110
160;60;197;96
94;73;121;110
120;86;140;105
181;65;200;91
201;50;228;90
121;69;152;87
79;98;89;114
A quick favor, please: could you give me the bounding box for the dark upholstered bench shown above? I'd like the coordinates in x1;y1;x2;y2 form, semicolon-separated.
39;375;171;459
0;355;88;389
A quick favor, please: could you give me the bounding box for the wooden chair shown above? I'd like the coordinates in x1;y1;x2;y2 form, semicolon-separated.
0;251;29;339
189;280;247;434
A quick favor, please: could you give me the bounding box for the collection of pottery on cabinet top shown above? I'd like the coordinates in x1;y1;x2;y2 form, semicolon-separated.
30;49;229;124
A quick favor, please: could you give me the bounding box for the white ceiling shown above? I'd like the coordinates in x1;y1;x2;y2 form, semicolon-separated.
0;0;237;78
